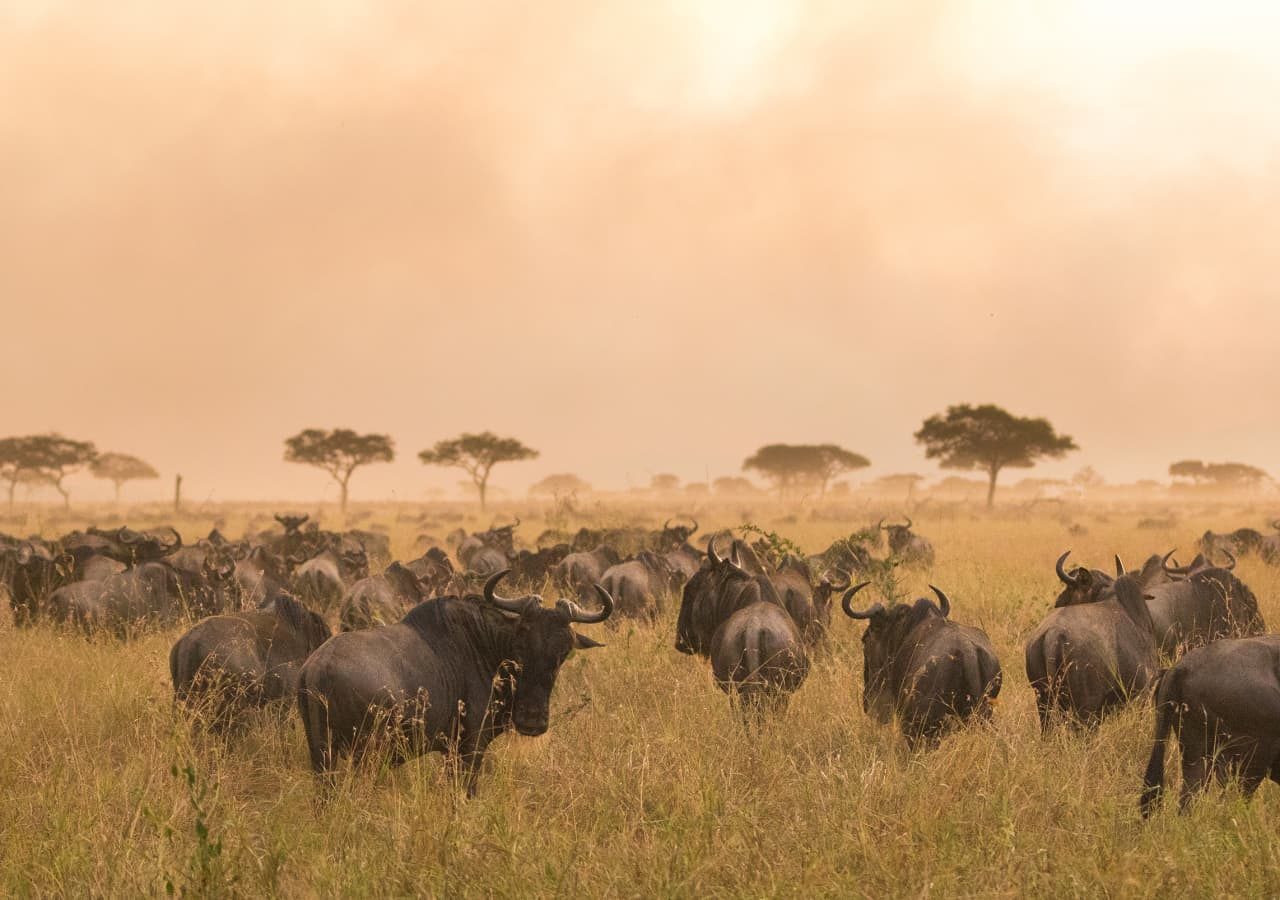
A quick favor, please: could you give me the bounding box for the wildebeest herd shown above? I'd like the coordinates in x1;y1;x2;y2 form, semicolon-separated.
3;513;1279;813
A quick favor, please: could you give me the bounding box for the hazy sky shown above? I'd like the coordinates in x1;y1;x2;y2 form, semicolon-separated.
4;1;1280;503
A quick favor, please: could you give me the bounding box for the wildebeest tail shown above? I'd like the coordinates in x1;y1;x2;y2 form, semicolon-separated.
296;669;331;774
1140;667;1178;818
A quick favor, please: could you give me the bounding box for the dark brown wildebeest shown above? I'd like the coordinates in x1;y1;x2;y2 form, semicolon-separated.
598;551;684;623
1025;558;1158;730
1199;526;1280;564
674;539;786;657
710;596;809;720
295;571;612;794
457;520;520;570
842;583;1001;746
170;592;331;728
1142;549;1264;654
553;545;622;600
289;537;369;614
2;539;72;626
881;517;934;567
508;545;571;587
769;555;849;648
338;561;433;632
1141;635;1280;816
663;542;704;582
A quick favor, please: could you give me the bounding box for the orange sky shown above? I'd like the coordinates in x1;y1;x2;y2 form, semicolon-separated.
3;2;1280;503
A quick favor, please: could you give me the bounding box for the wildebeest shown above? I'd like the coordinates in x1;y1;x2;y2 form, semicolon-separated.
1200;525;1280;564
170;592;331;728
842;583;1001;746
289;537;369;613
457;520;520;571
1025;556;1158;729
675;539;786;657
508;545;571;587
769;555;849;648
598;551;683;623
1142;550;1264;654
1141;635;1280;816
882;517;934;567
663;541;704;582
554;545;622;600
52;555;239;638
338;561;433;632
2;539;72;626
710;596;809;719
296;571;612;794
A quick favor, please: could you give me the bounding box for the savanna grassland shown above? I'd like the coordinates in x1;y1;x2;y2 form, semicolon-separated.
4;500;1280;898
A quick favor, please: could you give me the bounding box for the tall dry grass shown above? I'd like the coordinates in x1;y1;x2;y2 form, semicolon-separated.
3;502;1280;897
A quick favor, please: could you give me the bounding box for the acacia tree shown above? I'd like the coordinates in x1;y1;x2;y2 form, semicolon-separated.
16;434;99;509
91;452;159;503
530;473;592;499
0;436;36;511
915;404;1077;508
1170;459;1268;486
284;428;395;513
742;444;870;498
418;432;538;510
650;473;681;492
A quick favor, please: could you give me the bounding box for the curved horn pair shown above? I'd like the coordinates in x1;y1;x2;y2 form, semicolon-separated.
484;570;614;623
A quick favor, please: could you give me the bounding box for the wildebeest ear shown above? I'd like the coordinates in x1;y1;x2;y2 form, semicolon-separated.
573;632;606;650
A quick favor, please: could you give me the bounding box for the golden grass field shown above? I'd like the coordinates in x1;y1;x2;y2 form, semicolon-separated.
4;500;1280;897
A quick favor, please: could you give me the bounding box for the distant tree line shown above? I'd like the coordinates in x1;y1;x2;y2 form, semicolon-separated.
9;405;1273;513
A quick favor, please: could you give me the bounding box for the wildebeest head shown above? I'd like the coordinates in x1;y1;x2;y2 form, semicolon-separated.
657;517;699;550
274;513;310;535
842;582;952;721
482;570;611;736
1051;550;1119;607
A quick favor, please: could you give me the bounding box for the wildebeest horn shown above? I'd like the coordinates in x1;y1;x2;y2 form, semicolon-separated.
875;518;884;530
1218;548;1237;571
728;543;746;574
1161;549;1185;580
557;584;614;624
904;516;913;529
119;527;140;545
707;536;722;566
841;582;883;619
1055;551;1079;586
928;585;951;617
160;526;181;548
1114;555;1126;576
483;570;536;614
686;518;699;536
1270;519;1280;532
663;518;673;531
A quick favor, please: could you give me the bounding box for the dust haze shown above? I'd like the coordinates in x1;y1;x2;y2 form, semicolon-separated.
4;1;1278;502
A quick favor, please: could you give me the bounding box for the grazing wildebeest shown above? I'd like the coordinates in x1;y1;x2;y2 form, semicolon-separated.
404;547;458;596
345;529;392;568
170;592;331;728
509;545;571;587
553;545;622;600
295;571;612;794
663;542;704;582
653;517;699;551
842;583;1001;746
882;518;934;567
598;551;683;623
290;538;369;614
232;545;290;608
1200;526;1280;565
710;596;809;719
1140;550;1264;654
769;555;849;648
457;520;519;570
1025;557;1157;730
1141;635;1280;816
53;555;239;638
339;562;433;632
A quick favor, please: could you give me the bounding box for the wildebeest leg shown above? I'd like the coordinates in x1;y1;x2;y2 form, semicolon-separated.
1032;684;1052;734
1179;755;1211;813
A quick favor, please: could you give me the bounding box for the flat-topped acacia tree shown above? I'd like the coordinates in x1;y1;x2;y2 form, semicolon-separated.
284;428;395;513
91;452;159;503
743;443;870;499
915;404;1077;508
419;432;538;510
